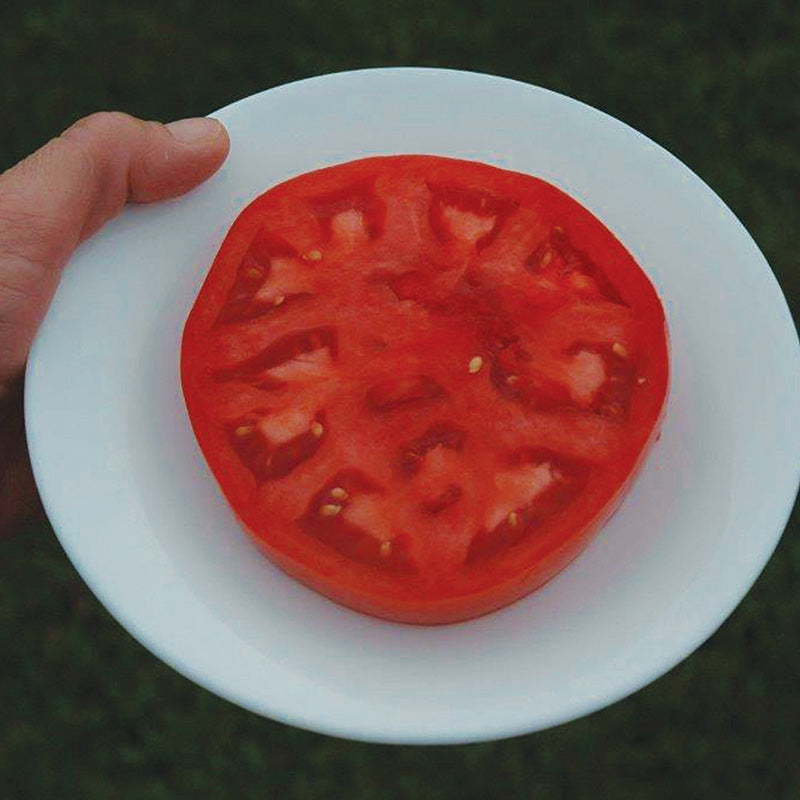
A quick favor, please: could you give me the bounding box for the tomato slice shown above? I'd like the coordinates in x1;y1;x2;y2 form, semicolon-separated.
181;156;669;624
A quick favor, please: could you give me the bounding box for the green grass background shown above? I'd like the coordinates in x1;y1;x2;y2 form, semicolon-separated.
2;1;799;797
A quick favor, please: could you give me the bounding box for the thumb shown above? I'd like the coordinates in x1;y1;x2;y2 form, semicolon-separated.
0;111;229;383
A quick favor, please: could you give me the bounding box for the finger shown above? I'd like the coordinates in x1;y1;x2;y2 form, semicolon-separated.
0;112;229;381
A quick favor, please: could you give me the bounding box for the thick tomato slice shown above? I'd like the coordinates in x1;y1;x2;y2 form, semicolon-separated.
181;156;668;624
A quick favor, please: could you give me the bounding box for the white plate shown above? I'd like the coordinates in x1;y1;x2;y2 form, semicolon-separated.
26;68;800;744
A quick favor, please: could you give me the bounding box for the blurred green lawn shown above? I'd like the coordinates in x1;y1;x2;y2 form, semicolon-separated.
2;1;799;797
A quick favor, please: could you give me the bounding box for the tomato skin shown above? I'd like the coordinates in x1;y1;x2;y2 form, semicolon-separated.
182;155;669;625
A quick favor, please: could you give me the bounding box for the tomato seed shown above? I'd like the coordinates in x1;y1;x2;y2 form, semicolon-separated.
305;249;323;261
507;512;519;527
612;342;628;358
273;294;285;306
234;425;254;438
330;486;348;500
310;422;324;437
379;540;392;557
468;356;483;374
320;503;342;517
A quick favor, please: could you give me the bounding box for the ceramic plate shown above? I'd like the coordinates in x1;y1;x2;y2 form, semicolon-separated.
25;68;800;744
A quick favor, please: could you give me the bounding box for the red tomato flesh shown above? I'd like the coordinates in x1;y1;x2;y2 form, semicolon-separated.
181;156;669;624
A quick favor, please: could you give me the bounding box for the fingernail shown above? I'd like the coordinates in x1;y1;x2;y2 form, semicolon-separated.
166;117;222;145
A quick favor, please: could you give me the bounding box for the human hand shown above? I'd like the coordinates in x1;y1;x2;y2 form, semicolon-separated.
0;112;229;534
